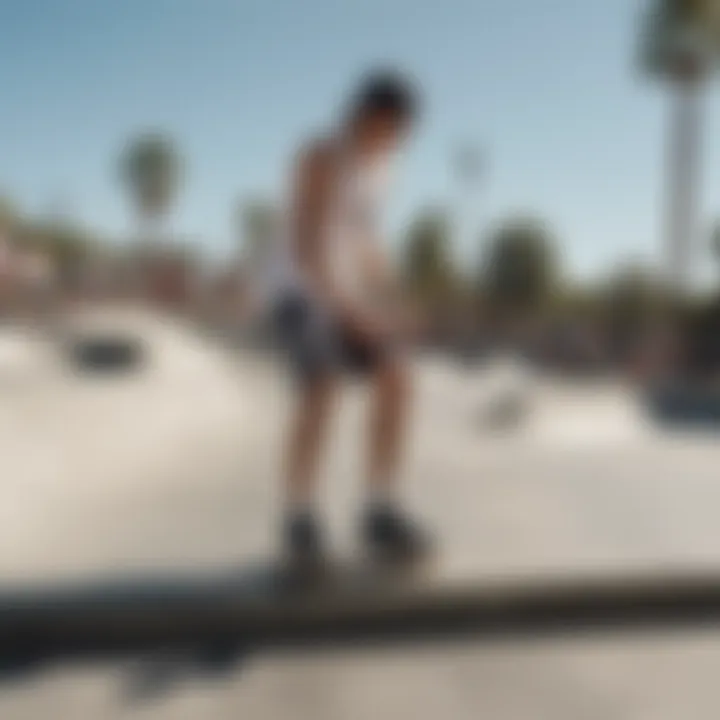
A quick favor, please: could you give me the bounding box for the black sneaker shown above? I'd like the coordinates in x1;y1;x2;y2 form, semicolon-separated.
362;506;434;565
283;513;328;578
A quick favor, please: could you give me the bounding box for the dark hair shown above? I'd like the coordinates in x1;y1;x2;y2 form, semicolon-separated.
348;69;419;126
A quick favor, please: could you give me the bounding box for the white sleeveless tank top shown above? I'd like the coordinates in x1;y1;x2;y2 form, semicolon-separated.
264;137;390;311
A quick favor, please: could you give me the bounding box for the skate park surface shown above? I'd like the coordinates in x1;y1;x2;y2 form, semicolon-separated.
3;306;720;719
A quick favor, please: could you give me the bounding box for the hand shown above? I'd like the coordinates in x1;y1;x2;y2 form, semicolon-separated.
342;307;389;347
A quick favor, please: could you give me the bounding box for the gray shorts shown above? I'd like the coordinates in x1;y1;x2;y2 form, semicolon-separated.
273;293;385;382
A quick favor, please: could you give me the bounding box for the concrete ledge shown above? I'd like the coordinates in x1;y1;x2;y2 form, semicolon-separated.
5;564;720;665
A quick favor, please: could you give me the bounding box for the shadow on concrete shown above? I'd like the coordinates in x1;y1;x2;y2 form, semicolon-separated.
475;392;532;431
65;335;146;374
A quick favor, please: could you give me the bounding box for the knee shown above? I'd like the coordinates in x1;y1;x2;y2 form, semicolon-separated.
377;357;411;402
301;373;337;413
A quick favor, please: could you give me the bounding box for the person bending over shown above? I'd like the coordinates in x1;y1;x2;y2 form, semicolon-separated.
271;69;432;569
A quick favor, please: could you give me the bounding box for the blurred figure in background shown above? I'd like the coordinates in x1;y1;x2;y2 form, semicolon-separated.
269;69;432;570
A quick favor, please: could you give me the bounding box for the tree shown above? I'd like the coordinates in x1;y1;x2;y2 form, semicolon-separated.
402;209;456;312
120;132;183;243
0;195;20;233
601;260;673;366
605;263;659;321
236;198;279;270
25;219;96;278
479;216;558;321
640;0;720;296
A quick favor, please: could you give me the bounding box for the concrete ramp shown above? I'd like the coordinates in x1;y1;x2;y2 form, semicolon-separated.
0;307;251;582
414;356;655;448
0;325;55;381
523;383;652;448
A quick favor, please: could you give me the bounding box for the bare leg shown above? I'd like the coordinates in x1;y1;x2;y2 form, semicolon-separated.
367;357;411;497
285;374;336;508
363;356;432;561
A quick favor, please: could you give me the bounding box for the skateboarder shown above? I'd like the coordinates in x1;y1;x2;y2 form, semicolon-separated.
270;69;432;568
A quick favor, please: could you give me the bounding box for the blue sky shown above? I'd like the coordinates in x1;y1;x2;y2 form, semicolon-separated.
1;0;719;281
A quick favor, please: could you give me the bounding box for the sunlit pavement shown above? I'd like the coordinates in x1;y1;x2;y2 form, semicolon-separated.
3;308;720;719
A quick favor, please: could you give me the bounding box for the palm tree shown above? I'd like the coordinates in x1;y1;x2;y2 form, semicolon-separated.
451;143;487;271
230;198;280;315
236;198;279;270
120;132;183;247
640;0;720;297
